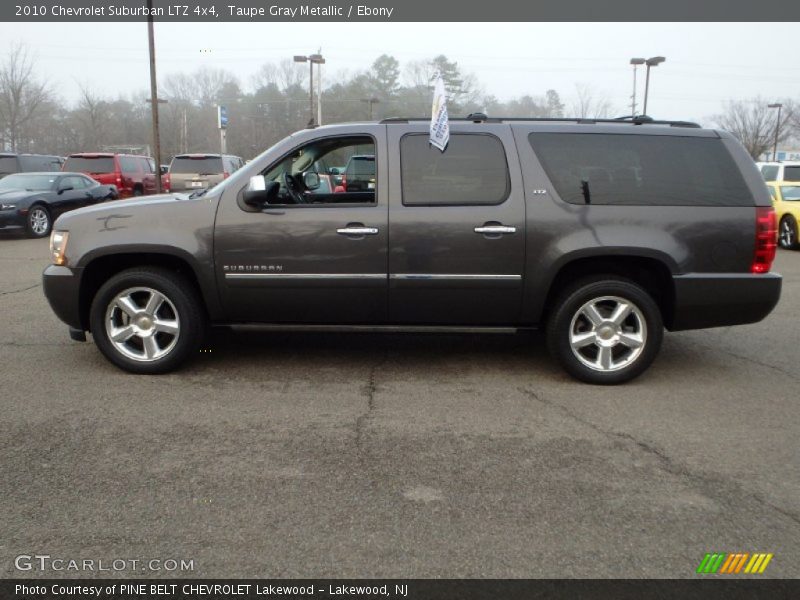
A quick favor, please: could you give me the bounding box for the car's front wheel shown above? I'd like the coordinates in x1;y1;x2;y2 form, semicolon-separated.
26;204;51;238
779;215;799;250
546;276;663;384
90;267;205;374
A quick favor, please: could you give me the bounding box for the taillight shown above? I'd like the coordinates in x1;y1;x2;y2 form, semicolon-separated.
163;173;170;192
752;206;777;274
341;175;347;191
116;174;122;187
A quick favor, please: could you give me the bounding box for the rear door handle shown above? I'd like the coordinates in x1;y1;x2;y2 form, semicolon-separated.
474;224;516;235
337;226;379;236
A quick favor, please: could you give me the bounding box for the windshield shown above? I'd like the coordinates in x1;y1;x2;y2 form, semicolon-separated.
0;173;57;192
781;186;800;201
170;157;223;175
64;156;115;173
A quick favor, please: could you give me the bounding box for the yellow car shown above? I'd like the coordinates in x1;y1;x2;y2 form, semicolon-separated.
768;182;800;250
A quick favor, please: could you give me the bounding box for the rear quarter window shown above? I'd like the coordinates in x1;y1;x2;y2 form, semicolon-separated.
783;166;800;181
528;133;754;207
400;133;510;206
0;156;19;174
761;165;779;181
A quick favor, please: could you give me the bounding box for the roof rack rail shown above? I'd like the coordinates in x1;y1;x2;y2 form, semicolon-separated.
379;115;701;128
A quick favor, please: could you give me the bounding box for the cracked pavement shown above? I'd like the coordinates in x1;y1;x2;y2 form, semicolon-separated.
1;234;799;578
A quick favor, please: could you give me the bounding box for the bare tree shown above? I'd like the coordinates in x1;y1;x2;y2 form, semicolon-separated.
715;98;794;159
74;83;110;149
570;84;614;119
0;43;50;151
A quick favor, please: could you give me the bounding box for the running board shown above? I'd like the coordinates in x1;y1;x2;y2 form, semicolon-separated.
225;324;524;334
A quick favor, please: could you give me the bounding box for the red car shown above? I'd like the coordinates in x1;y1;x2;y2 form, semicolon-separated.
62;153;157;198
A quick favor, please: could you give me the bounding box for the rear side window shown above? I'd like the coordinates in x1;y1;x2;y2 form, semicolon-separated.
119;157;141;173
64;156;115;173
783;166;800;181
0;156;19;174
528;133;754;207
761;165;779;181
400;133;510;206
171;157;224;175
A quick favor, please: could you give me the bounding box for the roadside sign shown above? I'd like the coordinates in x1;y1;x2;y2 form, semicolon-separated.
218;105;228;129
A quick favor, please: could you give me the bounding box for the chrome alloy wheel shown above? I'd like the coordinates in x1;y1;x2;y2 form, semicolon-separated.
29;207;49;235
568;295;647;372
780;219;795;248
104;287;180;362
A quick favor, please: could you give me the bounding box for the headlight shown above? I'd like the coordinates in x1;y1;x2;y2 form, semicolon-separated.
0;203;16;211
50;230;69;266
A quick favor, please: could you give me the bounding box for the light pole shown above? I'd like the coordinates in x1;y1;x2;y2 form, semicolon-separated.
360;97;380;120
768;103;783;161
294;53;325;126
642;56;666;116
629;58;645;116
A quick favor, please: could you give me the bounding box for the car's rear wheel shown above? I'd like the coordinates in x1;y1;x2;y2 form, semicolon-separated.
90;267;205;374
779;215;799;250
26;204;51;238
546;276;663;384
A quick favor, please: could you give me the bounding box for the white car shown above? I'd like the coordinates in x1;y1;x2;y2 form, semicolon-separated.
756;161;800;182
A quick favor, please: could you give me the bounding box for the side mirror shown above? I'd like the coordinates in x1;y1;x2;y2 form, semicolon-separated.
160;166;168;175
329;167;340;175
58;185;74;194
303;171;320;190
242;175;269;207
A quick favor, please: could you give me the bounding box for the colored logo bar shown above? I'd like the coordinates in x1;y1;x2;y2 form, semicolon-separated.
696;552;773;574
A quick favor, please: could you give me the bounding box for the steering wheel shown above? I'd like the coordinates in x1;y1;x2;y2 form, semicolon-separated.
282;172;307;204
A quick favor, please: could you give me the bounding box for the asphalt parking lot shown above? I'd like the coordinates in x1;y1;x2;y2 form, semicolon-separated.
1;234;798;579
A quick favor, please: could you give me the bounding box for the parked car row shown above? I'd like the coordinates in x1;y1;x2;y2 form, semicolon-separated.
0;150;246;237
0;172;118;237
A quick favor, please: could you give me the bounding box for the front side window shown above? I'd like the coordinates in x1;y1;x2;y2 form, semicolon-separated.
529;133;753;207
400;133;510;206
259;136;376;206
780;186;800;201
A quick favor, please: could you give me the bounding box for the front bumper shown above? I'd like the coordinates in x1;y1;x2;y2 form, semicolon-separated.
670;272;782;331
42;264;84;330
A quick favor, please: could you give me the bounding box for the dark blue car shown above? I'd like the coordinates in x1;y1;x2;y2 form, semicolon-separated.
0;172;117;238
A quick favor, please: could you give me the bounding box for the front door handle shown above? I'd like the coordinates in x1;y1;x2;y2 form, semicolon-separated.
474;224;516;235
337;225;379;236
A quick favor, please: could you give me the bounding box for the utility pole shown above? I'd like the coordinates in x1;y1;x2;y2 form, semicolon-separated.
146;0;162;193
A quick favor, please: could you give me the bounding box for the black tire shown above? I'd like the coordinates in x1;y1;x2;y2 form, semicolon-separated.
133;186;143;197
779;215;799;250
25;204;51;238
546;276;664;385
89;267;206;374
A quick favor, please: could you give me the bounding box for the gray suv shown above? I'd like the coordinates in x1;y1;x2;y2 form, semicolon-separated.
42;116;782;384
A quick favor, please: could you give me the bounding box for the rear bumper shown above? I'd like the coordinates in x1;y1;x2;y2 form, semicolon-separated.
0;211;25;230
669;272;782;331
42;264;84;330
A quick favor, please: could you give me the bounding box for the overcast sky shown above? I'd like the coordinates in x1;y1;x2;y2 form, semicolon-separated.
0;22;795;125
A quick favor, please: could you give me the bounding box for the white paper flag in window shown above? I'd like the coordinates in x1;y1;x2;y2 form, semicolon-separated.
429;72;450;152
